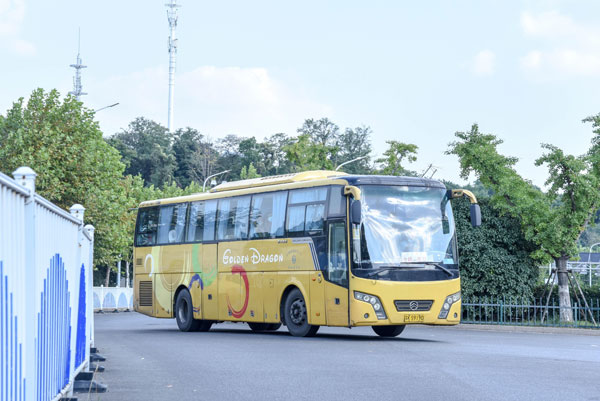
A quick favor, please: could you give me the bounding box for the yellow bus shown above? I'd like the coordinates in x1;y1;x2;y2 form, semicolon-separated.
133;171;480;337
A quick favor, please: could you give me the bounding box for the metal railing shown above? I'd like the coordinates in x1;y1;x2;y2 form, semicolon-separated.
0;167;95;401
462;297;600;329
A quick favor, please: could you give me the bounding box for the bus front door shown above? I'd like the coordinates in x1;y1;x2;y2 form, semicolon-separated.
324;220;349;326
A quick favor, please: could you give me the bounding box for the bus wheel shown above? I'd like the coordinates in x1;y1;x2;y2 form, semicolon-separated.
283;288;319;337
175;289;205;332
372;325;405;337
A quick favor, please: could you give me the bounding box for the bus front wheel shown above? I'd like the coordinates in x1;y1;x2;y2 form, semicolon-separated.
372;325;405;337
283;288;319;337
175;289;212;332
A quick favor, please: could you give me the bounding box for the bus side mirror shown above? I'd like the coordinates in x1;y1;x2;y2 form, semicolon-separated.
350;201;361;225
470;204;481;227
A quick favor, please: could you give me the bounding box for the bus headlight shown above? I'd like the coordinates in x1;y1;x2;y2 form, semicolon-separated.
438;291;461;319
354;291;387;320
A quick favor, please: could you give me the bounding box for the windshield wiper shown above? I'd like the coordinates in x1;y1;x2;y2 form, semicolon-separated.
365;265;410;278
401;261;454;277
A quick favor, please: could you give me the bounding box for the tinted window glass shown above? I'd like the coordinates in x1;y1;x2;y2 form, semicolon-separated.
250;192;288;239
187;201;204;242
203;200;218;241
136;207;158;246
158;203;188;244
327;221;348;287
286;205;305;233
328;186;346;216
217;196;251;240
306;204;325;232
290;188;327;204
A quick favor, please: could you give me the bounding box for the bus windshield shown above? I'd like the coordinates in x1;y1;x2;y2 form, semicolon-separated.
354;185;457;270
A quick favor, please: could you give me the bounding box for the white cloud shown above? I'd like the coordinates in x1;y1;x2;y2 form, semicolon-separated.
520;11;600;76
470;50;496;76
88;65;332;138
0;0;35;56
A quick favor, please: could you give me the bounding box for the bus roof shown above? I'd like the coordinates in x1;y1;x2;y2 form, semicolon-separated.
210;170;346;193
137;172;446;208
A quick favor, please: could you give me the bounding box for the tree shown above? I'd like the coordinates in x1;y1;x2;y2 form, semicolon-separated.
107;117;176;188
0;88;128;270
284;133;335;171
240;163;260;179
335;126;373;174
453;198;539;299
172;127;205;187
447;122;600;322
297;118;340;147
376;140;418;176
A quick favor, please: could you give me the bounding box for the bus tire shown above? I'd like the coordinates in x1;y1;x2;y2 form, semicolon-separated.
372;325;405;337
283;288;319;337
175;288;202;332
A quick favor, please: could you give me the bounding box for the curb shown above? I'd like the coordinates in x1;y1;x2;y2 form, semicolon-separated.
446;323;600;336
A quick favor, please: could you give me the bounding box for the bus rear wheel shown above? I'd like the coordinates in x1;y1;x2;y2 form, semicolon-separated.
372;325;405;337
283;288;319;337
175;289;212;332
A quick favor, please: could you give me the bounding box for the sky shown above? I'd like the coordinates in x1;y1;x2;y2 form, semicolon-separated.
1;0;600;186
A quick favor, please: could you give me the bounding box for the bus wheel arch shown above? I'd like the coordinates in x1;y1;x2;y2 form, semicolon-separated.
281;287;319;337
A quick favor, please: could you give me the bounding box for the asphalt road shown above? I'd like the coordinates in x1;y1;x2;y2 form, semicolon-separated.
90;312;600;401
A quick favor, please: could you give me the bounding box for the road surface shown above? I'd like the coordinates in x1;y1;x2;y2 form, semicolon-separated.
91;312;600;401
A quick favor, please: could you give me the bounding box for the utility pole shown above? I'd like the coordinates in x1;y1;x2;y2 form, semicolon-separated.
69;29;87;101
166;0;180;133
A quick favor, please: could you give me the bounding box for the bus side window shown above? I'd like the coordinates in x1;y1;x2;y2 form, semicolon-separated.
203;200;218;241
286;187;328;236
217;196;251;241
187;201;204;242
327;221;348;287
250;191;288;239
158;203;188;244
328;186;346;217
136;207;158;247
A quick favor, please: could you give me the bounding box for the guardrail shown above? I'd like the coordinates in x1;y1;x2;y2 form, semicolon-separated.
0;167;95;401
462;297;600;329
93;286;133;311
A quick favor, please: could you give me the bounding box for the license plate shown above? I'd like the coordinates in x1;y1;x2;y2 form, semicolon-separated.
404;314;424;323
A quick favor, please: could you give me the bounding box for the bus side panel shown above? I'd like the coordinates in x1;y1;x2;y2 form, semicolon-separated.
134;246;159;317
308;271;326;325
201;244;219;320
218;270;241;320
262;273;280;323
153;244;190;317
245;272;264;322
324;281;349;326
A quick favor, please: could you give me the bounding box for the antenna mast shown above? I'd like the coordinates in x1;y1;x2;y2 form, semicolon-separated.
69;29;87;101
166;0;180;133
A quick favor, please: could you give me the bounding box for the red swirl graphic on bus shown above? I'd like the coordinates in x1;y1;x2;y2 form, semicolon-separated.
226;265;249;318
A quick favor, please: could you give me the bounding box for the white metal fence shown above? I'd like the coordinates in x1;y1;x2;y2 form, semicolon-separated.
0;167;94;401
93;286;133;312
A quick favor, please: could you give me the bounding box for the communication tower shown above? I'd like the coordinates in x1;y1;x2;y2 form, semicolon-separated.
166;0;180;133
69;29;87;100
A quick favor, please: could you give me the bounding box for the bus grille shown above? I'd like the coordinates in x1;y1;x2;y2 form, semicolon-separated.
139;281;153;306
394;300;433;312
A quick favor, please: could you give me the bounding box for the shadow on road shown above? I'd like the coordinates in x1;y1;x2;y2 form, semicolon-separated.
125;325;443;343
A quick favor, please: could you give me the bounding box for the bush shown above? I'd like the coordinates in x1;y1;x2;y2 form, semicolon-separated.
454;198;539;300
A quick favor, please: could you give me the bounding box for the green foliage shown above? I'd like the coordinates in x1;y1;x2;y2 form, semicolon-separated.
376;140;418;176
335;126;373;174
240;163;260;179
284;133;336;171
0;88;127;268
107;117;176;188
454;198;539;299
447;123;600;263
